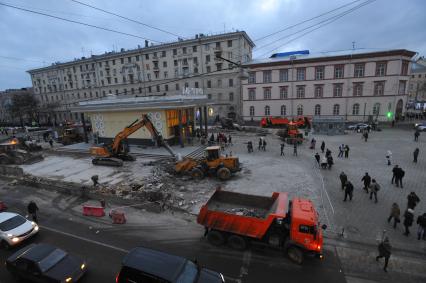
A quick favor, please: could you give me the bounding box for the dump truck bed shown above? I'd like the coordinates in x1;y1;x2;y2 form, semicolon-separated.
197;190;288;239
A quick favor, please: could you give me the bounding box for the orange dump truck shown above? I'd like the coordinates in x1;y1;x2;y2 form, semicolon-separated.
197;189;326;264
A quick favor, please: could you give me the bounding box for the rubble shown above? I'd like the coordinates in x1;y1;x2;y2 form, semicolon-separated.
225;207;265;218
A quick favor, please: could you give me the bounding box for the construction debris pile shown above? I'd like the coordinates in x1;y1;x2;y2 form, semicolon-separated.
224;207;265;218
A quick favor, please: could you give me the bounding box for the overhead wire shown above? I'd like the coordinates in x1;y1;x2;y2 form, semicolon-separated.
0;2;163;43
69;0;184;39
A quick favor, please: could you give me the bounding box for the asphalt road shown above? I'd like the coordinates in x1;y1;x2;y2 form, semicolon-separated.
0;184;347;283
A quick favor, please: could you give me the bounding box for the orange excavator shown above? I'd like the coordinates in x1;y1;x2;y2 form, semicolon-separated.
90;114;175;167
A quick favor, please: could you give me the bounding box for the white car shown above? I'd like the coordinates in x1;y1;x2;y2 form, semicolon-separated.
414;123;426;131
347;123;370;130
0;212;39;249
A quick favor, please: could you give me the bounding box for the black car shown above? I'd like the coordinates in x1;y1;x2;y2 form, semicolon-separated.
6;243;86;283
116;247;225;283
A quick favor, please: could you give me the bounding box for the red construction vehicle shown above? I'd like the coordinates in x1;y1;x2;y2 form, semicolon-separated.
260;116;311;128
197;189;326;264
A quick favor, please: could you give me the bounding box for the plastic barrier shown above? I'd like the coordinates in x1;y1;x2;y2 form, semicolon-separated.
109;209;126;224
0;201;7;212
82;205;105;217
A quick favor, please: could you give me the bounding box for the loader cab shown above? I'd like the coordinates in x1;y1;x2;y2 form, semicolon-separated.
205;146;220;161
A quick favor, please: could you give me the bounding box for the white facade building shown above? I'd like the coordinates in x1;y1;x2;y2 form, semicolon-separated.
242;49;415;122
27;31;254;125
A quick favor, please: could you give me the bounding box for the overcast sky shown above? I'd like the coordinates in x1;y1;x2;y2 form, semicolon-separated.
0;0;425;90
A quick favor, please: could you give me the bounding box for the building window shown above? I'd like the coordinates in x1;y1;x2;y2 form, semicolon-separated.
217;79;222;88
194;81;199;88
375;62;387;76
315;66;324;80
229;92;234;101
280;86;288;99
263;71;272;83
248;89;256;100
207;80;211;88
279;69;288;82
227;40;232;47
352;103;360;115
216;42;221;48
175;83;179;90
333;104;340;115
182;47;187;54
401;61;408;75
139;87;142;94
353;83;363;96
354;64;365;77
206;66;211;73
145;54;149;60
194;67;198;73
373;103;381;116
264;105;270;116
374;81;385;95
297;105;303;115
173;49;177;55
192;46;197;52
148;87;151;93
204;44;210;51
207;94;212;99
156;85;160;92
263;88;271;100
229;79;233;87
248;72;256;83
250;106;255;117
163;61;167;68
296;68;305;81
206;55;210;63
333;84;343;97
314;85;323;98
280;105;286;116
314;104;321;116
398;80;406;94
296;86;305;98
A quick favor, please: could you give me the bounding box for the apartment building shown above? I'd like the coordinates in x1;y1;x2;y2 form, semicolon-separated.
27;31;254;125
242;49;415;122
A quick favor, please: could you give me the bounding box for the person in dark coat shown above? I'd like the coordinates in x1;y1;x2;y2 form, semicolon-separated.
320;141;325;153
403;208;414;236
363;131;369;142
247;141;253;153
314;153;320;167
262;139;267;151
407;192;420;209
361;172;371;193
327;155;333;169
369;179;380;203
394;166;405;188
391;165;398;184
280;143;285;156
325;148;331;158
48;138;54;148
413;148;419;163
416;213;426;240
339;172;348;191
414;130;420;141
27;201;39;223
228;135;232;146
376;237;391;272
343;181;354;201
387;203;400;229
258;138;262;150
293;143;297;156
344;145;350;158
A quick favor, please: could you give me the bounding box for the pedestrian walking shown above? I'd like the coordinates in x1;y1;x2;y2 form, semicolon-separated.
376;237;391;272
325;148;331;158
363;131;369;142
338;144;344;158
394;166;405;188
407;192;420;209
228;135;232;146
314;152;320;167
386;150;392;166
413;148;419;163
414;130;420;141
344;145;350;158
247;141;253;153
27;200;39;223
339;171;348;191
327;155;334;169
416;213;426;240
320;141;325;153
320;155;328;169
280;143;285;156
293;143;297;156
91;175;99;186
387;203;400;229
369;179;380;203
361;172;371;193
343;181;354;201
258;138;262;151
310;138;316;150
403;208;414;236
48;138;54;148
391;165;398;184
262;139;267;151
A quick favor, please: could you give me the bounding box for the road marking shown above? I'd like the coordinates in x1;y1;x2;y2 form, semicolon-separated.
41;225;129;253
236;250;252;282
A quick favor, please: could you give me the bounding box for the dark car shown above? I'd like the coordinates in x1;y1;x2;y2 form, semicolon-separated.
116;247;225;283
6;243;86;283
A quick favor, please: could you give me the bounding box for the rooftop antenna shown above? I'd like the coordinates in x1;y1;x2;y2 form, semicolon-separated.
352;41;356;50
81;47;85;57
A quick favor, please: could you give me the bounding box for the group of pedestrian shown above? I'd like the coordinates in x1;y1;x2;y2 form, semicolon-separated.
337;144;350;158
391;165;405;188
258;137;267;151
208;133;232;148
315;148;334;170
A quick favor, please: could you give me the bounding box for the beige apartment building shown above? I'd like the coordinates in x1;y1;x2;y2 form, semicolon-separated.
27;31;254;125
242;49;415;122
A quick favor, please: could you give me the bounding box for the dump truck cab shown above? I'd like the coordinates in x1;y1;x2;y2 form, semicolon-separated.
288;198;324;261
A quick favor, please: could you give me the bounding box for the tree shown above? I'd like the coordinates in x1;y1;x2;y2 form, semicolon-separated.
8;93;40;126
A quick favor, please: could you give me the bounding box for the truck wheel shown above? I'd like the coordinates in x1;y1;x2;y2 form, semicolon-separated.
217;167;231;180
287;246;304;265
228;235;247;251
191;168;204;180
207;230;225;246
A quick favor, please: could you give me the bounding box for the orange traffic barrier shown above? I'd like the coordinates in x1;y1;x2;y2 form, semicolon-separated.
110;209;126;224
82;205;105;217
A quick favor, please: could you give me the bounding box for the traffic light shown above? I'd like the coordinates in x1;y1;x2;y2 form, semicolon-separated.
386;112;393;119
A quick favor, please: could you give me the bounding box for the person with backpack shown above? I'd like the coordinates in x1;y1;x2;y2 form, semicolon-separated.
403;208;414;236
376;237;392;272
369;179;380;203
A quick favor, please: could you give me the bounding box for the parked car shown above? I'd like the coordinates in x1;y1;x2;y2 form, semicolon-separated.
0;212;39;248
414;122;426;131
116;246;225;283
6;243;86;283
347;123;370;130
